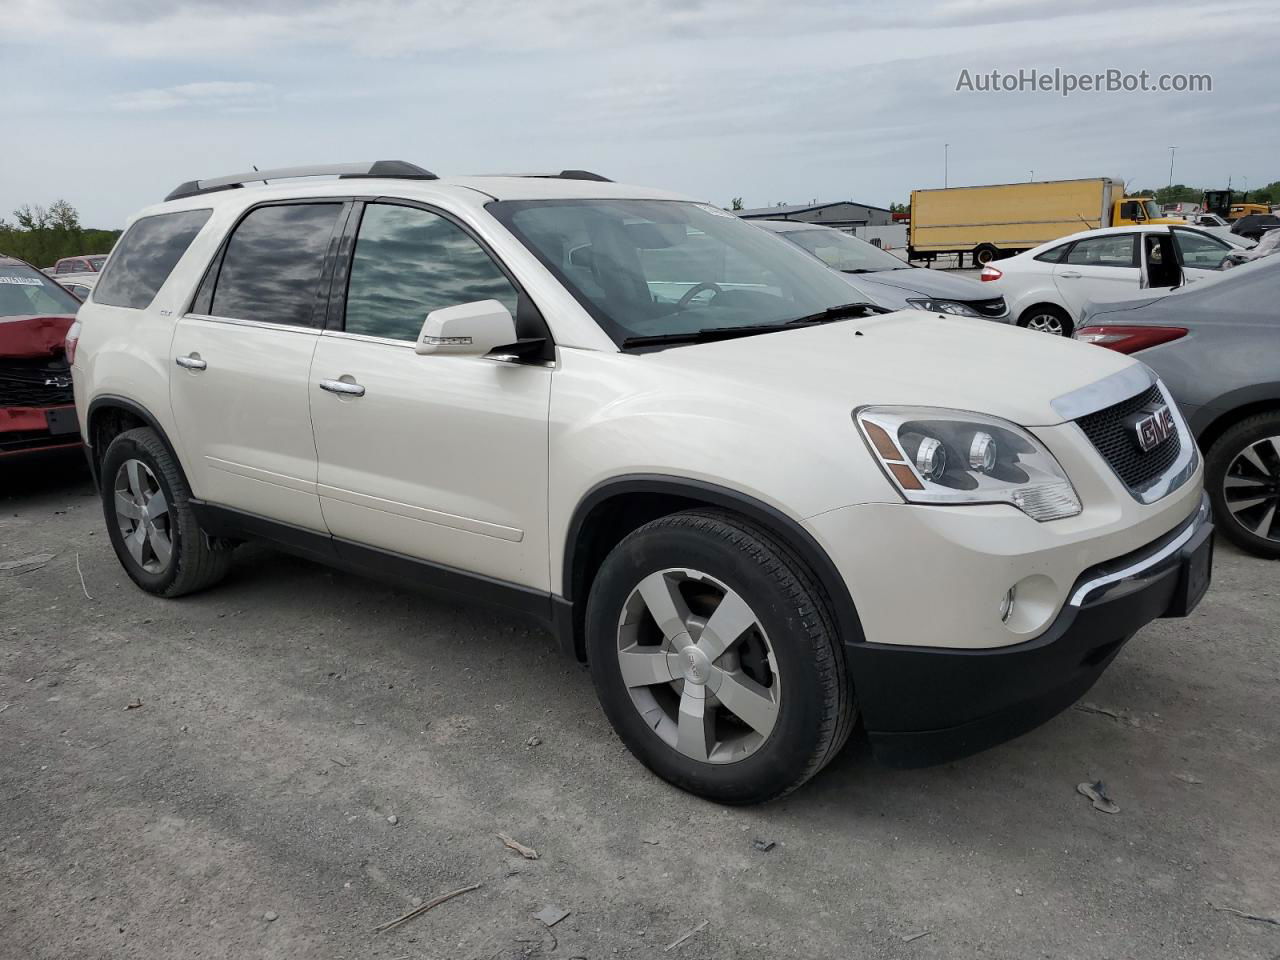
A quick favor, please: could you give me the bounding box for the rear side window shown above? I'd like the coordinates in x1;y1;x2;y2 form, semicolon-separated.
210;203;343;328
1034;244;1068;264
1062;234;1137;268
94;209;212;310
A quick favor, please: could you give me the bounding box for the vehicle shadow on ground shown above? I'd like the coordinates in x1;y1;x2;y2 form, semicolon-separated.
212;540;1082;830
0;452;91;503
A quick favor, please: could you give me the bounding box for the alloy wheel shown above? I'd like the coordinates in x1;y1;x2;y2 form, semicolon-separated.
1025;313;1066;335
113;459;174;574
1223;436;1280;542
615;568;780;764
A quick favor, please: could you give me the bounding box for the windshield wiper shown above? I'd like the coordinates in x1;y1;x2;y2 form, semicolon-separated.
784;302;883;325
621;303;881;349
622;323;797;348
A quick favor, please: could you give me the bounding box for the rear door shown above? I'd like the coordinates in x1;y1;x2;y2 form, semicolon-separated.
169;200;347;531
1053;232;1140;317
308;200;552;590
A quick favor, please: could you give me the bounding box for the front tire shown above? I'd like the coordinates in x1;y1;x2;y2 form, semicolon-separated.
1205;413;1280;558
100;427;234;596
585;510;855;804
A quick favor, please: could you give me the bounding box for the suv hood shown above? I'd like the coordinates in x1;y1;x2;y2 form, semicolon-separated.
642;309;1136;427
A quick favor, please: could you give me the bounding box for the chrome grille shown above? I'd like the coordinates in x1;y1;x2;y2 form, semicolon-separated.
968;297;1007;318
0;359;74;407
1076;384;1181;491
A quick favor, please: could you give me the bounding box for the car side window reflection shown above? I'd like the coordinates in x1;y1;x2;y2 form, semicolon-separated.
1063;234;1137;268
343;204;519;342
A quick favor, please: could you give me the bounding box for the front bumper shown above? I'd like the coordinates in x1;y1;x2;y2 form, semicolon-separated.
845;494;1213;767
0;403;82;458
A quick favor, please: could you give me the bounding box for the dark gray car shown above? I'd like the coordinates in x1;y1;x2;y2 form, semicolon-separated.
1075;255;1280;557
755;220;1009;320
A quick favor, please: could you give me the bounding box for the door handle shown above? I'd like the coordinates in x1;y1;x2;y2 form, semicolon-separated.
1058;271;1082;279
175;354;207;370
319;378;366;397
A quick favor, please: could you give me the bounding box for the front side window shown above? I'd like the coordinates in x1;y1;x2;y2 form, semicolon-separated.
1063;234;1137;268
0;263;82;317
1172;229;1230;269
777;228;909;273
1119;201;1140;221
88;256;108;271
489;199;867;345
343;204;518;341
210;203;342;327
94;208;212;310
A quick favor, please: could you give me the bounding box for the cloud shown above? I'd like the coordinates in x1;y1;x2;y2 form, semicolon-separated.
111;81;275;112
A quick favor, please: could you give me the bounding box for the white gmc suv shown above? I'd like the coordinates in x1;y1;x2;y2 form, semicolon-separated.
71;162;1213;803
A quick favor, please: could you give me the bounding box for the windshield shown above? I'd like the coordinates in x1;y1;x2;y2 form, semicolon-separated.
775;227;908;273
489;199;873;346
0;264;82;318
88;256;108;270
1143;200;1162;220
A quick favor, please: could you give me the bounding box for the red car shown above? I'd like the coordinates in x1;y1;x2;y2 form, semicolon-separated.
49;254;108;276
1;255;83;460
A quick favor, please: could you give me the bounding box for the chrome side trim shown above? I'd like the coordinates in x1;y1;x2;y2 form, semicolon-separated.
1068;493;1210;607
320;329;416;349
183;313;320;336
1050;363;1157;422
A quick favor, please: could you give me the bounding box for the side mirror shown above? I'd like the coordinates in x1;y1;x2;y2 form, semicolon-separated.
415;299;517;357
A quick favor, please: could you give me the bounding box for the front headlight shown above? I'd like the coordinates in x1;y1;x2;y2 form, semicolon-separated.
906;298;982;317
855;406;1082;521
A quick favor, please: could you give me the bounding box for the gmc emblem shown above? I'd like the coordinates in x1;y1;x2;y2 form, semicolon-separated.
1132;405;1176;453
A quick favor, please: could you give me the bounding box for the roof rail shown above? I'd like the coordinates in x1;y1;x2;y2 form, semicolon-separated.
471;170;613;183
164;161;438;202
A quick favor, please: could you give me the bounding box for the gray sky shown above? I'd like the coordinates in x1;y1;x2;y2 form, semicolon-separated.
3;0;1277;227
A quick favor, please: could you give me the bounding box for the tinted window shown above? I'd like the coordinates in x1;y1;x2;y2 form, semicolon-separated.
1172;229;1230;269
491;198;865;345
94;209;212;310
1034;243;1069;264
0;263;82;317
211;203;342;327
343;204;517;341
1063;234;1136;267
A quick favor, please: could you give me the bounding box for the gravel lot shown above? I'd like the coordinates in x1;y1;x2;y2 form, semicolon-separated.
3;456;1278;960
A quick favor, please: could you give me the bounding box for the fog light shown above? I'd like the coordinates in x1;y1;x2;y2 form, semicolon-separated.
999;586;1017;623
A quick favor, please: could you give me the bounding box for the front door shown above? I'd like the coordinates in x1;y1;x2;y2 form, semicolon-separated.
308;201;552;590
1053;232;1139;317
169;201;347;532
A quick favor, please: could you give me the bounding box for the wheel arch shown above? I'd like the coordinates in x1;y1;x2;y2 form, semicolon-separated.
558;474;866;662
86;395;189;492
1193;389;1280;452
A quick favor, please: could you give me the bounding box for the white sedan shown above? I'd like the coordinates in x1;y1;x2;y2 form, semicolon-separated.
980;224;1237;336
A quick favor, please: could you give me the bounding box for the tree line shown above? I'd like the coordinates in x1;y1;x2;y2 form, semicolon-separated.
0;200;121;268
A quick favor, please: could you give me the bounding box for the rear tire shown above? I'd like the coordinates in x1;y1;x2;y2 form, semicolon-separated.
973;244;999;267
100;427;234;597
585;509;855;804
1018;303;1073;338
1205;413;1280;559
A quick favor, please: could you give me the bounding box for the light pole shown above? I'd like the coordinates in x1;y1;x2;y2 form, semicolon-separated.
1029;170;1034;182
1167;146;1177;189
944;143;949;189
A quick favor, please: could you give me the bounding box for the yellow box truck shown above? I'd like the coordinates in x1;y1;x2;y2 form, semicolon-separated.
908;178;1180;267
